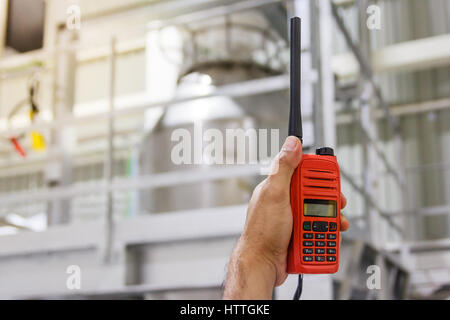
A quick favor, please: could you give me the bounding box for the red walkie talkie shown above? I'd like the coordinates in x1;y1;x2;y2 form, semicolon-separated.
287;17;341;275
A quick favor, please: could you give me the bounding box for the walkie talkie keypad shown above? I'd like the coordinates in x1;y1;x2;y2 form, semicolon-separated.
303;222;311;231
315;256;325;262
301;221;338;264
312;221;328;232
329;222;337;232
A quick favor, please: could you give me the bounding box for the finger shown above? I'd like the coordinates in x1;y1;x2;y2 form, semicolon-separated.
340;214;350;231
267;136;302;187
340;192;347;209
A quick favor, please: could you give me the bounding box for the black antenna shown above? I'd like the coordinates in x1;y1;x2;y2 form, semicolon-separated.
289;17;303;143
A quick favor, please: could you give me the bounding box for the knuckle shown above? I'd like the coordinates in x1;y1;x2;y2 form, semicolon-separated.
252;179;266;197
277;151;289;167
259;180;272;198
265;179;288;201
250;177;289;204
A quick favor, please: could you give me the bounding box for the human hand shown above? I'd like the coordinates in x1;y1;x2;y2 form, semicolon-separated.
224;136;349;299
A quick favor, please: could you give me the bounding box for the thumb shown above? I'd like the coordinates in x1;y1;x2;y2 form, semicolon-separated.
268;136;302;186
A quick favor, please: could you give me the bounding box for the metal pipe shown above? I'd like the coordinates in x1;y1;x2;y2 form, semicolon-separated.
317;0;337;148
147;0;285;30
0;164;263;206
102;37;116;264
0;72;317;138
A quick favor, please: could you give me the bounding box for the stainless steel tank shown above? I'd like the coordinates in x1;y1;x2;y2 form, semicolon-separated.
140;11;289;213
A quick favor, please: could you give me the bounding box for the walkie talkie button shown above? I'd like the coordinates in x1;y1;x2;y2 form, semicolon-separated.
315;233;325;239
303;222;312;231
313;221;329;232
327;241;336;247
327;248;336;254
303;241;313;247
327;233;337;240
303;248;313;254
315;256;325;262
327;256;336;262
329;222;337;232
303;256;313;262
315;241;325;247
303;233;313;239
315;248;325;254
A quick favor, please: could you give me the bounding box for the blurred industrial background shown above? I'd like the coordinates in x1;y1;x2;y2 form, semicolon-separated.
0;0;449;300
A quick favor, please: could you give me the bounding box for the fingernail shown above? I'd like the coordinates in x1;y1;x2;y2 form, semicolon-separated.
282;136;298;151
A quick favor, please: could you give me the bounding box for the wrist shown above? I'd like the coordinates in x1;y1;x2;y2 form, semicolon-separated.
237;239;276;270
224;238;277;299
235;238;280;284
237;234;288;287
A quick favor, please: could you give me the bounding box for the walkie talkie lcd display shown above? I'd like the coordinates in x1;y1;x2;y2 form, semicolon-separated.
287;17;342;274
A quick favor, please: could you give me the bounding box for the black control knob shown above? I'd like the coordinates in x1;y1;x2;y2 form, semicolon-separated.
316;147;334;156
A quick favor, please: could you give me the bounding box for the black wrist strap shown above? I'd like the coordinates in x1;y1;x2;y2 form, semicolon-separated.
293;274;303;300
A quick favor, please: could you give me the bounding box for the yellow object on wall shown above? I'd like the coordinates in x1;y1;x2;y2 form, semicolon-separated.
31;131;46;151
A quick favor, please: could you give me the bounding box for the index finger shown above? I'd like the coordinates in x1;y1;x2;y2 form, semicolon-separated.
341;192;347;209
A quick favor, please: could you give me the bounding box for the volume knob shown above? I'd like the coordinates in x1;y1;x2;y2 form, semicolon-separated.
316;147;334;156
